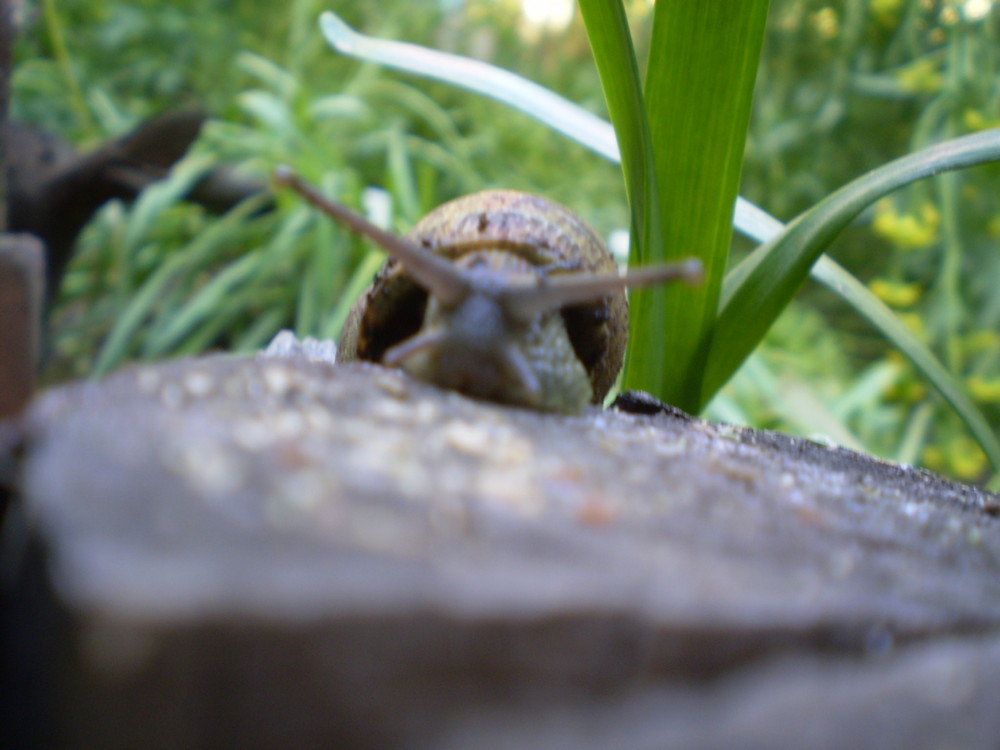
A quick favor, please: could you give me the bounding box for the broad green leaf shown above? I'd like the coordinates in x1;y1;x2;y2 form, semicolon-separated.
626;0;769;409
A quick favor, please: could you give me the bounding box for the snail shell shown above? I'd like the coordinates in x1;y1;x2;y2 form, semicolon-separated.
337;190;627;412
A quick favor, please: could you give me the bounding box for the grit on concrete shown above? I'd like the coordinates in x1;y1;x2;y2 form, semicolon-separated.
6;353;1000;749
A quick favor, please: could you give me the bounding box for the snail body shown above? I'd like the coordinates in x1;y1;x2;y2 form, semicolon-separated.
276;169;701;413
339;190;625;413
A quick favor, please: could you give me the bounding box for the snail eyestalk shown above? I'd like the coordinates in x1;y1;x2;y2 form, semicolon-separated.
274;166;469;306
501;258;704;322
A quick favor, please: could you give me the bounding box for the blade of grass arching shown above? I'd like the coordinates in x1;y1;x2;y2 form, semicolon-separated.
111;157;217;305
142;209;278;355
896;402;936;468
120;156;216;255
710;191;1000;473
297;209;339;337
628;0;769;409
319;10;619;162
92;195;271;376
811;255;1000;471
577;0;660;267
386;125;421;222
140;232;262;355
707;127;1000;404
172;282;278;357
142;251;264;357
319;248;385;340
94;253;201;375
318;10;778;246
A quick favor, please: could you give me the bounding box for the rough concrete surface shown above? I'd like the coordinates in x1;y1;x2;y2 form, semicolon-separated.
4;353;1000;749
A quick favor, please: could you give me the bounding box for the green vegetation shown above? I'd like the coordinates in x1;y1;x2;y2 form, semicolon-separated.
581;0;770;413
13;0;1000;485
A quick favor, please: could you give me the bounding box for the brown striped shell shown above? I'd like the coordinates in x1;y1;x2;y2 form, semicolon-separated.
337;190;627;409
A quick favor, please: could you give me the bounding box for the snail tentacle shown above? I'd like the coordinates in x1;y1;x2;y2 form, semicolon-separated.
275;166;470;306
501;258;705;321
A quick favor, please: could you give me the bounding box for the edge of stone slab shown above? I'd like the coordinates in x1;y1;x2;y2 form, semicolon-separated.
20;352;1000;522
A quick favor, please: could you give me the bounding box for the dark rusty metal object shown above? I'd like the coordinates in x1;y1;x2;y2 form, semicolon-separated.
6;113;270;298
0;233;43;421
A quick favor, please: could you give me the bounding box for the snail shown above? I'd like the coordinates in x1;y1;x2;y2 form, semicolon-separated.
275;167;702;413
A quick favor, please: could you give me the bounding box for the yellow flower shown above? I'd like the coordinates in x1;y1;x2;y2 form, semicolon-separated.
897;58;943;94
872;199;940;249
987;215;1000;238
870;0;903;26
869;278;922;308
963;109;994;131
922;444;945;472
897;312;928;341
962;330;1000;356
810;7;840;39
948;436;988;481
967;374;1000;403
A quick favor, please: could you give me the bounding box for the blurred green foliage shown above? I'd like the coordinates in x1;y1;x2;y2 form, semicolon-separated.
739;0;1000;483
11;0;1000;483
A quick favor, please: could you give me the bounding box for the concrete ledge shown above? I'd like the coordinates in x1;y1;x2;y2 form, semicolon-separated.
6;354;1000;748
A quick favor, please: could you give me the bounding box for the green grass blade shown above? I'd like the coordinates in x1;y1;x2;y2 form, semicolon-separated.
708;127;1000;403
296;212;336;337
120;156;216;255
896;403;936;469
386;124;421;222
577;0;659;268
39;0;96;136
92;195;272;375
810;255;1000;470
319;249;385;340
317;9;779;244
319;10;617;161
142;251;263;357
625;0;769;409
368;79;470;162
